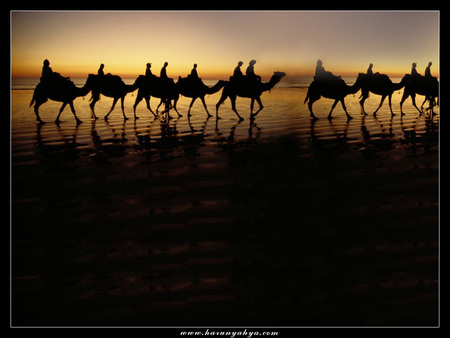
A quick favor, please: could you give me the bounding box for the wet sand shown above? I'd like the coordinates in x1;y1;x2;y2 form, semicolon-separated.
11;86;439;326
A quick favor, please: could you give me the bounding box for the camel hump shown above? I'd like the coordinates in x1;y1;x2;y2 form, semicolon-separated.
375;73;389;79
314;73;344;86
107;74;123;82
40;74;74;89
370;73;391;84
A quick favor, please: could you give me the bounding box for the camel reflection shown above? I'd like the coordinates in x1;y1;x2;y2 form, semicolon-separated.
33;107;438;176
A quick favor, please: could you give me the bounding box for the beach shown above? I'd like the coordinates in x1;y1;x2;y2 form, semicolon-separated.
11;81;439;326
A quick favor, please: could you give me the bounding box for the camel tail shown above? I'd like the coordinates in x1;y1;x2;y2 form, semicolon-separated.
29;95;35;108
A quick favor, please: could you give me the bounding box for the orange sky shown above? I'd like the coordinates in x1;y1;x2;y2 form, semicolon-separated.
11;11;439;80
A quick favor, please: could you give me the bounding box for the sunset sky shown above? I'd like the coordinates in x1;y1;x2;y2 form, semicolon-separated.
11;11;439;80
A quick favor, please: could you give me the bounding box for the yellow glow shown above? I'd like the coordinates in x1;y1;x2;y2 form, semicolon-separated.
11;11;439;80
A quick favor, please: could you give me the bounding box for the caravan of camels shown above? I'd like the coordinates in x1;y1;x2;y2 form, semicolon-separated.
29;59;439;124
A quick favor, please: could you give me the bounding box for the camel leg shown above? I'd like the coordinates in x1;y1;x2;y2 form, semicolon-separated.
307;97;319;120
156;99;164;113
409;93;422;114
420;97;427;111
69;101;82;124
359;92;369;115
188;98;196;117
104;97;119;120
120;97;128;120
215;92;228;119
340;99;353;120
230;95;243;121
161;99;174;120
169;98;183;117
144;96;156;117
133;95;142;119
200;96;212;117
399;93;408;115
251;97;264;118
373;95;386;116
89;95;99;120
55;102;68;124
165;100;172;120
34;100;46;124
173;97;181;117
250;98;255;115
429;97;437;115
327;99;339;119
388;94;395;116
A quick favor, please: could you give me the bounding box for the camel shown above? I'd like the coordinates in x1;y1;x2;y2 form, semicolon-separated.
304;76;361;120
29;75;94;124
133;75;180;119
215;71;286;120
176;77;228;117
89;74;140;120
357;73;407;116
399;74;439;115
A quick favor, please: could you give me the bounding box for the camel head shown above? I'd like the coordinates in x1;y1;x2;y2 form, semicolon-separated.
273;71;287;78
269;71;286;83
267;71;286;87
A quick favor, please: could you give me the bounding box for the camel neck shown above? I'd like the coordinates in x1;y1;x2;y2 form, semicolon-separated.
261;76;281;92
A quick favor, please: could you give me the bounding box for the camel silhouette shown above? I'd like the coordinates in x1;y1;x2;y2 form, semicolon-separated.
304;77;361;120
399;74;439;115
133;75;180;119
89;74;140;120
357;73;408;116
30;75;94;124
176;77;228;117
215;71;286;120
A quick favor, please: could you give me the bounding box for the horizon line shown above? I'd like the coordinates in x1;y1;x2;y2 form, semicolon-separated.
11;70;423;80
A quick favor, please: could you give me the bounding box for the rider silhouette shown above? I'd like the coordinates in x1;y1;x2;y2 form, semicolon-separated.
190;63;199;78
41;59;69;82
411;62;419;76
145;63;153;77
233;61;244;78
98;63;105;76
314;59;341;83
246;60;261;82
424;62;432;77
41;59;53;79
315;59;326;78
160;62;169;79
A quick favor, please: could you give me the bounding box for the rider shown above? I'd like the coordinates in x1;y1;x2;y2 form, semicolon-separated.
41;59;54;79
424;62;432;77
246;60;261;82
233;61;244;78
145;63;153;77
41;59;69;83
160;62;169;79
411;62;419;76
190;63;199;78
315;59;327;78
98;63;105;76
